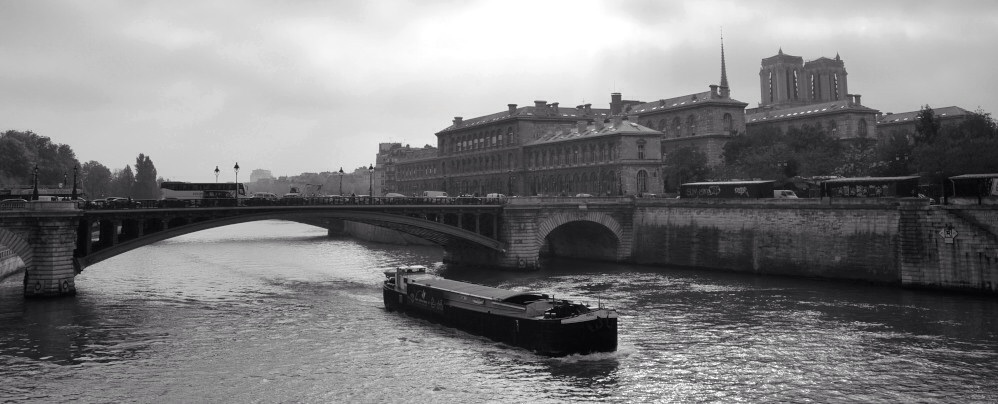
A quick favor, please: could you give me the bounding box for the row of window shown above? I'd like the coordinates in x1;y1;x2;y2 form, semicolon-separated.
527;142;619;169
444;126;518;154
639;113;735;138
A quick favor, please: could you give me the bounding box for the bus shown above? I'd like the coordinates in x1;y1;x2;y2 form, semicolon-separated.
160;182;246;200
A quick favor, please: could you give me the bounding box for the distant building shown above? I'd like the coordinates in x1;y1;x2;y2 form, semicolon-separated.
876;106;973;142
249;169;274;183
745;49;880;142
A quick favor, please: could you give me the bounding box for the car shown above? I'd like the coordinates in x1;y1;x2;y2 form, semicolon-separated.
575;193;593;197
384;193;407;198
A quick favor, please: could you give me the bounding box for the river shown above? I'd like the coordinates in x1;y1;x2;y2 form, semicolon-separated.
1;220;997;403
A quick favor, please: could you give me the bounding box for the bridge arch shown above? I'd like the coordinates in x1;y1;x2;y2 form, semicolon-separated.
77;210;504;271
0;227;31;275
535;211;624;261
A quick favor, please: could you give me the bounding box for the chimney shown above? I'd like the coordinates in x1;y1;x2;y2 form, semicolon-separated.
508;104;517;115
612;115;623;128
584;103;592;115
534;100;547;115
595;119;605;130
710;84;719;98
551;102;559;114
576;120;587;133
610;92;622;115
658;99;666;107
854;94;861;106
453;117;463;126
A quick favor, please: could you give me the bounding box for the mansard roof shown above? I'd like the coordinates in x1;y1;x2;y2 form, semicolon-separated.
876;106;972;125
746;100;879;123
528;119;661;145
623;91;748;116
437;104;611;133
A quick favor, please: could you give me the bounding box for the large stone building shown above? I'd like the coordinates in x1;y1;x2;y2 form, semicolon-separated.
745;49;880;142
380;41;742;196
876;106;973;142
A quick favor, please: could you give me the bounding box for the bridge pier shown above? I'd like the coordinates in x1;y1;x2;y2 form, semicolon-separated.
23;218;78;297
0;201;82;298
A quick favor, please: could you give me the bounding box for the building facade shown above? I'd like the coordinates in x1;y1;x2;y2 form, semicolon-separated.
381;41;742;196
876;106;973;142
746;49;879;142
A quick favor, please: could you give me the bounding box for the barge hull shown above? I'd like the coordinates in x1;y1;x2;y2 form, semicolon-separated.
384;288;616;356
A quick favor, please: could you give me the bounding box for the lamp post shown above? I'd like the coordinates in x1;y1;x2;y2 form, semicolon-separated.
62;171;67;189
71;165;78;200
368;164;374;203
233;162;240;205
338;167;344;196
32;165;39;201
214;166;220;183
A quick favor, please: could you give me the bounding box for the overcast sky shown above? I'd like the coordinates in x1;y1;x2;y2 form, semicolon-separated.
3;0;997;182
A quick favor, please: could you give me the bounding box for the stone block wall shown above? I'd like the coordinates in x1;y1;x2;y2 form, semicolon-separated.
899;201;998;292
630;199;901;283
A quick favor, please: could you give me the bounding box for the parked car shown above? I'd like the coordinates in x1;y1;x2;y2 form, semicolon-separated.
575;193;593;197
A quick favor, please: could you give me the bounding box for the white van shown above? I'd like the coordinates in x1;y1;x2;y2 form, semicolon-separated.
422;191;448;198
773;190;799;199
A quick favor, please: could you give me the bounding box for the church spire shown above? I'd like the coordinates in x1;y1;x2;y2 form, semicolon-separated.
719;30;730;97
720;33;729;88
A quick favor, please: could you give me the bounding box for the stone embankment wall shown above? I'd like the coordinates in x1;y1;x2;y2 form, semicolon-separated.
630;198;902;283
899;200;998;292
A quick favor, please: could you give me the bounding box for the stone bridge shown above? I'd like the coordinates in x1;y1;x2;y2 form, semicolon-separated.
3;195;997;298
0;199;514;297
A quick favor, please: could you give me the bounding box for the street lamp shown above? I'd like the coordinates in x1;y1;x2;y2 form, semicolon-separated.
368;164;374;202
32;164;39;201
71;165;78;200
62;171;67;189
338;167;344;196
233;162;240;205
214;166;220;183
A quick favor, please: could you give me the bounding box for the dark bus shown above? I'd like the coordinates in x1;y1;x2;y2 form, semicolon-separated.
679;180;775;199
820;176;920;198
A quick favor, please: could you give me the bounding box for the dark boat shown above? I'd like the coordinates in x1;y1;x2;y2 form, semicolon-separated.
383;265;617;356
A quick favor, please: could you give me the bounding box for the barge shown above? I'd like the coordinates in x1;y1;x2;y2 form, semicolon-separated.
383;266;617;356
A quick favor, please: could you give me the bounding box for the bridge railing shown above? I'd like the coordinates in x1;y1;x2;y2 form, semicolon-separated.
78;195;509;210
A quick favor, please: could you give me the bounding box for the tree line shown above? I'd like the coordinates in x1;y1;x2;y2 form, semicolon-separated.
0;130;160;200
663;106;998;194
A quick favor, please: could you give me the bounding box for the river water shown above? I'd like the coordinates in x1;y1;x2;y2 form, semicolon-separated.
1;220;997;403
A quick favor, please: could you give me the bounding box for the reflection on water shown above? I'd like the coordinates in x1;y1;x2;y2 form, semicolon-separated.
1;220;997;403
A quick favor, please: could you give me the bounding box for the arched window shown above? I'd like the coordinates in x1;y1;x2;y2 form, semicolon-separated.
687;114;697;136
673;117;682;137
658;119;667;131
858;118;868;137
637;170;648;193
723;113;733;133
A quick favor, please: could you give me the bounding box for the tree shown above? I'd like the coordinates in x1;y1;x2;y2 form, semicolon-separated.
81;160;112;199
110;165;135;197
664;147;712;190
0;130;79;187
912;109;998;180
133;153;159;199
913;104;941;144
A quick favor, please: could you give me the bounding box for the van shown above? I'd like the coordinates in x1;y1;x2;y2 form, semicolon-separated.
773;190;799;199
422;191;448;198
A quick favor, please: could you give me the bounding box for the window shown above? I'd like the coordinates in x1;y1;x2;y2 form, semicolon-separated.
673;117;682;137
638;144;645;159
658;119;666;131
723;113;733;132
687;114;697;136
858;118;868;137
637;170;648;193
